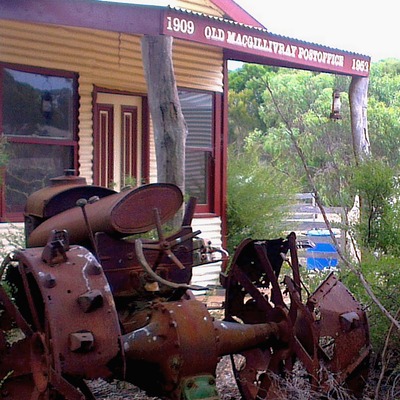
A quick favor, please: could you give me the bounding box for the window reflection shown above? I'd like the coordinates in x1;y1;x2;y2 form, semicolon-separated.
1;66;77;221
6;143;74;213
3;69;74;139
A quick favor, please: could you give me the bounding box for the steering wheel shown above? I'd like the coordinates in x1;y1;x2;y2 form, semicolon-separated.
135;208;204;291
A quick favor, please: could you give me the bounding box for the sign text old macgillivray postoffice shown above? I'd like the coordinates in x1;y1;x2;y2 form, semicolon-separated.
164;11;370;76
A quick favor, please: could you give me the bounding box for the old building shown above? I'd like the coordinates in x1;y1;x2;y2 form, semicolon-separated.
0;0;370;284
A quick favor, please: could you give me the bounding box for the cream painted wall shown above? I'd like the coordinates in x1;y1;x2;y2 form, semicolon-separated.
0;16;225;284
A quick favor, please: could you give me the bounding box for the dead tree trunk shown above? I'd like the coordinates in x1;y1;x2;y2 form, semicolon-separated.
348;76;370;245
347;78;368;263
141;35;187;194
349;76;370;162
141;35;188;228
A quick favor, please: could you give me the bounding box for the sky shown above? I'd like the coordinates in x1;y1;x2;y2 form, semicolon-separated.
234;0;398;63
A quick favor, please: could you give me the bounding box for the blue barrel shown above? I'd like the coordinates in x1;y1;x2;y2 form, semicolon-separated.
306;229;338;270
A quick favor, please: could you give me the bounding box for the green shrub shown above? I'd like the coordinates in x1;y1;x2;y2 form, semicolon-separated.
350;159;400;255
0;225;24;297
227;144;298;254
341;158;400;373
0;225;24;264
340;252;400;354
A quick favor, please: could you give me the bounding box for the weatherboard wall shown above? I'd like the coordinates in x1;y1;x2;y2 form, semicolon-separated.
0;19;223;184
0;19;224;284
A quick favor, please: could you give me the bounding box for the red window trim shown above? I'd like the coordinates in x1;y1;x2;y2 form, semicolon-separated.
179;89;222;217
6;136;77;146
121;105;138;186
93;103;114;188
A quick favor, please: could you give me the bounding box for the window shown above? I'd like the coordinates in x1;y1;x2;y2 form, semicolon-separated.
179;90;215;213
0;65;78;221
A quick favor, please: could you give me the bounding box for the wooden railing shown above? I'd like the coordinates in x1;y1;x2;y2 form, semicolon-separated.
287;193;344;270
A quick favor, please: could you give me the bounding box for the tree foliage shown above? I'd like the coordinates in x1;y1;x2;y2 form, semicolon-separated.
368;59;400;167
229;65;357;208
351;159;400;255
228;60;400;208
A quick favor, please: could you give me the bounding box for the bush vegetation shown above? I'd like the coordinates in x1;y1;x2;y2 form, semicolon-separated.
226;142;298;254
228;60;400;398
340;159;400;397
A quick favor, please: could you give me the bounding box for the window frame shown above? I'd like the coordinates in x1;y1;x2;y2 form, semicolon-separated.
179;88;222;216
0;63;79;222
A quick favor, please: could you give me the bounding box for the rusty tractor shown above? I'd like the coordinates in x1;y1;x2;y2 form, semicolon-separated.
0;172;370;399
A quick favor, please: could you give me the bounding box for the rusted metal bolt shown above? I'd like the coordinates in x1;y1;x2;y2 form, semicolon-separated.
69;331;94;352
44;273;57;288
86;260;102;275
77;289;103;313
76;198;88;207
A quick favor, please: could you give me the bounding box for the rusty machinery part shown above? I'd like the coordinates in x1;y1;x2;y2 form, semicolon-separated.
223;233;370;399
306;273;371;394
0;233;123;400
1;176;370;400
24;171;116;241
27;183;184;248
121;293;288;399
135;238;205;291
139;206;202;272
0;233;287;400
93;197;220;298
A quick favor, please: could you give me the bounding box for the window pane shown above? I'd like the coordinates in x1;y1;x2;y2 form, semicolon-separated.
5;143;74;214
179;90;213;206
3;68;74;139
179;91;212;148
185;151;208;204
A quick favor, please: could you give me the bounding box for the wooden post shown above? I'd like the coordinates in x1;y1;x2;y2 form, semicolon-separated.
141;35;187;194
347;76;370;259
349;76;370;162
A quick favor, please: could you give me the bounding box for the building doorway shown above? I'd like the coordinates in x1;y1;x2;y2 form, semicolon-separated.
94;92;144;190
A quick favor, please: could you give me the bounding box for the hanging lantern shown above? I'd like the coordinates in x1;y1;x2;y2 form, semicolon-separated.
41;90;53;120
330;90;342;120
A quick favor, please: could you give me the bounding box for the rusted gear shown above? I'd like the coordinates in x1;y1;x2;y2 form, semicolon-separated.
224;234;370;399
0;236;123;399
